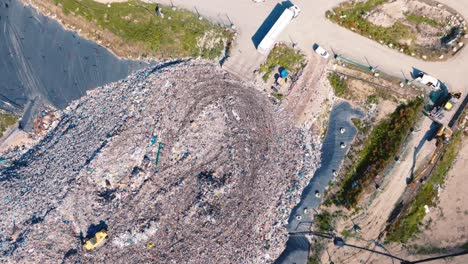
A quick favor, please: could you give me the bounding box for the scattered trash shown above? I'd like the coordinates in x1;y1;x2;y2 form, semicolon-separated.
150;135;158;145
424;205;430;214
315;190;321;198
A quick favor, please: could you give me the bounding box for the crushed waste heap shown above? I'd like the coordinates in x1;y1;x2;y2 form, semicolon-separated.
0;60;319;263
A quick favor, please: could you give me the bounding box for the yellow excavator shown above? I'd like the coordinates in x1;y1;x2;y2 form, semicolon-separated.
408;124;453;187
436;125;453;144
83;230;108;250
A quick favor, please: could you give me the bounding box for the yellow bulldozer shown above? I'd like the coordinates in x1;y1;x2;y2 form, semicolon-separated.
83;229;108;250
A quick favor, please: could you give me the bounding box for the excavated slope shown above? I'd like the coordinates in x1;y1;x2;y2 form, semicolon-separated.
0;60;309;263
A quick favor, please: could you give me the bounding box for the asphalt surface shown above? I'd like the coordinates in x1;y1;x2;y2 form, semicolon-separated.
275;101;364;264
0;0;146;129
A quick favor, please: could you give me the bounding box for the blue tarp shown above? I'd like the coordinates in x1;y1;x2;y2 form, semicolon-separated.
280;68;289;78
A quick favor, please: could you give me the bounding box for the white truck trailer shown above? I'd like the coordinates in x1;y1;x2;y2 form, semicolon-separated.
257;5;300;54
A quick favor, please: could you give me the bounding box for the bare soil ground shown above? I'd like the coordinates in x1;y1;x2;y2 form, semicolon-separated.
0;128;34;154
334;64;422;101
375;100;398;122
284;54;332;130
410;135;468;249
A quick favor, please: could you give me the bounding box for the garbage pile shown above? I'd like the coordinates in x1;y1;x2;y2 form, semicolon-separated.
0;59;319;263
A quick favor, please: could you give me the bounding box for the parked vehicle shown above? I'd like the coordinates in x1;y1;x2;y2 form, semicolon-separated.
415;72;440;90
257;5;301;54
313;43;329;59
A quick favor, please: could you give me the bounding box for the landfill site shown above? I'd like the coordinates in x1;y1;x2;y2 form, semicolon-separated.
0;60;321;263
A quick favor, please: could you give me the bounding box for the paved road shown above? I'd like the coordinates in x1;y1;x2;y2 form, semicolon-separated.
158;0;468;93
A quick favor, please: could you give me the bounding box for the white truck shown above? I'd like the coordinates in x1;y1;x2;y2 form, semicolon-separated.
257;5;301;54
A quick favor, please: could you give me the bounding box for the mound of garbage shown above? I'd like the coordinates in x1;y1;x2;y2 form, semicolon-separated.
0;60;318;263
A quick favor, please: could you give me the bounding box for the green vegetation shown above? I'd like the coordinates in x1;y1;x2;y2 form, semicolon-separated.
271;93;284;101
341;229;352;239
366;94;380;105
259;44;306;81
351;117;369;134
54;0;232;59
334;98;424;208
407;241;468;255
327;0;422;56
328;0;412;44
314;211;335;232
328;72;348;97
0;111;18;138
308;240;325;264
463;242;468;250
406;13;439;28
386;129;463;243
408;244;449;255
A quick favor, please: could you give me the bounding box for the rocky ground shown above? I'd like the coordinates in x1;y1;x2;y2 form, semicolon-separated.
0;60;320;263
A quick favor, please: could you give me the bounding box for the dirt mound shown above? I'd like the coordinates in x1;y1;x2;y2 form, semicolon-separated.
0;60;312;263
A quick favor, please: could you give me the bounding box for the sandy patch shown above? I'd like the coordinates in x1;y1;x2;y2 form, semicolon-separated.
413;136;468;248
0;128;34;154
367;0;408;28
375;99;397;122
284;55;331;129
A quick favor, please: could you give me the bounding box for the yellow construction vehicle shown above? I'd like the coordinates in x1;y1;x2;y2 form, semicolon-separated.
450;91;462;100
83;230;108;250
408;124;453;187
436;125;453;144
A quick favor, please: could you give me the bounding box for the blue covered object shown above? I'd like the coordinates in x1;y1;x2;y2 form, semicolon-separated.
280;68;289;78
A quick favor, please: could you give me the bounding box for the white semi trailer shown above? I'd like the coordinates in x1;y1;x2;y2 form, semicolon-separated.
257;5;301;54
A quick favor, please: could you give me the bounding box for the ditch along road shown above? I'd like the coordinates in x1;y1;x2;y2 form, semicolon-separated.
157;0;468;95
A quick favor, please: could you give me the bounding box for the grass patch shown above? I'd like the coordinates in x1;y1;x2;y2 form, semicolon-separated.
328;72;348;97
366;94;380;105
54;0;232;59
333;98;424;208
314;211;336;232
0;111;19;138
351;117;369;134
271;93;284;101
259;44;306;81
308;240;325;264
406;13;439;28
386;129;463;243
328;0;420;56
